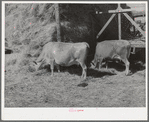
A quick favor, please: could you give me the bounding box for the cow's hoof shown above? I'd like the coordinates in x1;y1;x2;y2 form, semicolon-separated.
81;77;86;81
126;71;133;76
81;76;85;80
83;77;86;80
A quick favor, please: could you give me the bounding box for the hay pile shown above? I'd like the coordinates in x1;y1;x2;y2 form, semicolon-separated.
5;3;93;71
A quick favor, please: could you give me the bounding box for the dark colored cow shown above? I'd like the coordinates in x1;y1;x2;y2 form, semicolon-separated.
90;40;131;75
33;42;89;79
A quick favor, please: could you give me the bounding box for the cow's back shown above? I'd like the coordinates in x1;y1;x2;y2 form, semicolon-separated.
95;40;131;59
95;40;116;58
113;40;131;59
51;42;89;66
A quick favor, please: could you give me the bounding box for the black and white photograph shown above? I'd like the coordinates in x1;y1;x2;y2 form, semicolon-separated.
1;1;148;120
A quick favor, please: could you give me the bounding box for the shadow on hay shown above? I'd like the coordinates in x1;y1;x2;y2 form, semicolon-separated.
129;49;146;74
39;60;145;78
55;65;115;78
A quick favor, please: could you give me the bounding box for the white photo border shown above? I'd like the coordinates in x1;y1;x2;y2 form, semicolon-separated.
1;1;148;120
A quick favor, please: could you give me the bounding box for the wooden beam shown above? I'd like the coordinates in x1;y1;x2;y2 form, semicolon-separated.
96;9;131;14
96;10;118;14
96;8;145;14
96;13;116;39
123;13;145;37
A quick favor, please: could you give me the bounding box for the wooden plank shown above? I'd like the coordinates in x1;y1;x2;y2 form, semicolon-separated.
96;13;116;39
123;13;145;37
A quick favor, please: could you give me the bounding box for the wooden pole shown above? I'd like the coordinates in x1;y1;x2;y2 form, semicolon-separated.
55;3;61;42
118;4;121;40
96;13;116;39
133;17;136;36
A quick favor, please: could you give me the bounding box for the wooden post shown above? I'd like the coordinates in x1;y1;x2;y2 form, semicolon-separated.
55;3;61;42
118;4;121;40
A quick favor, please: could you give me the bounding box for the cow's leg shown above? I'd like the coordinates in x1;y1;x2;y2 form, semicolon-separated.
105;60;108;69
79;62;87;79
106;63;108;69
82;64;87;79
98;58;103;70
56;64;60;72
49;59;54;76
122;58;130;75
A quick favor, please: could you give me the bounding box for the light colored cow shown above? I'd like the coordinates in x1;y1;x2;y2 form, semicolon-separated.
33;42;89;79
90;40;131;75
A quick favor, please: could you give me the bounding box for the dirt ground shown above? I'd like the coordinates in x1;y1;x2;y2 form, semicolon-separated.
5;53;146;107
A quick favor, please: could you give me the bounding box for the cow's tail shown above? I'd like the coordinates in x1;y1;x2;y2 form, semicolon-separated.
85;42;90;48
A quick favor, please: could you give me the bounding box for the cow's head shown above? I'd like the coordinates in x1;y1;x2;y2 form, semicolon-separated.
89;60;96;69
33;61;40;71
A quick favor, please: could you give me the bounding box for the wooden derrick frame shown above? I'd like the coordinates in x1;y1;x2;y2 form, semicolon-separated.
96;4;145;40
